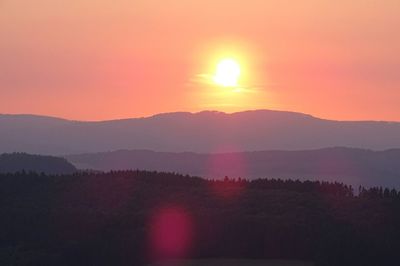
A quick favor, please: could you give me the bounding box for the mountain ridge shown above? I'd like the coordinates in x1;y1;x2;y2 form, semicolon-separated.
3;109;399;123
2;109;400;155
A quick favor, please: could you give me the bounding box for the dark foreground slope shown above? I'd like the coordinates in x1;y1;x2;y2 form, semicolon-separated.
2;110;400;154
0;171;399;266
0;153;77;174
66;147;400;188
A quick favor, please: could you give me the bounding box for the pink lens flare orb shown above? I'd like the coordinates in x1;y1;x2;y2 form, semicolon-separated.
148;206;194;261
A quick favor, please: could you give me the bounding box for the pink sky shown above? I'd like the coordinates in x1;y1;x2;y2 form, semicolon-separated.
1;0;400;121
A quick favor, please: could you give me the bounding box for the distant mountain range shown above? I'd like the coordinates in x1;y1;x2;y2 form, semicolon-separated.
1;110;400;155
66;147;400;188
0;153;77;175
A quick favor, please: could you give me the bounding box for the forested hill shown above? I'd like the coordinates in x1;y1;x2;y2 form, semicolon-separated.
0;153;77;174
0;170;399;266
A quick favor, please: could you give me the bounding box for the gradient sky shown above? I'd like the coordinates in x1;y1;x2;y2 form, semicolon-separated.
1;0;400;121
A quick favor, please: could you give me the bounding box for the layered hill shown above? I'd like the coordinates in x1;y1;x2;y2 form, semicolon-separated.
1;110;400;155
0;153;77;174
66;147;400;188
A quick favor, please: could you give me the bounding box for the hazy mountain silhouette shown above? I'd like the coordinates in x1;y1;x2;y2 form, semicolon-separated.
66;147;400;188
1;110;400;155
0;153;77;174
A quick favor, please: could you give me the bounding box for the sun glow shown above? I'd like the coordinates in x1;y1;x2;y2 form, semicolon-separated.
213;59;241;87
191;43;269;113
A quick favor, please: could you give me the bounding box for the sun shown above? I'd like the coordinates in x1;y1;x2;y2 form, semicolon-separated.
213;58;241;87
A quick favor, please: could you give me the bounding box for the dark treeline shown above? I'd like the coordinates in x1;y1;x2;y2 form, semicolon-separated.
1;170;400;266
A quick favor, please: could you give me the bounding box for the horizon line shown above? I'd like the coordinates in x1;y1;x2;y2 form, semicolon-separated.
1;109;400;124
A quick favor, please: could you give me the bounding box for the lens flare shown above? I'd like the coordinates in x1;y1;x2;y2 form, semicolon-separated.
148;206;194;261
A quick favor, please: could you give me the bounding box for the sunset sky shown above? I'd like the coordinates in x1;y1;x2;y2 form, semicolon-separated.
1;0;400;121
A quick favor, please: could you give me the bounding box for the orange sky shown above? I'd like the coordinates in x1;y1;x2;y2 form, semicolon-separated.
1;0;400;121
